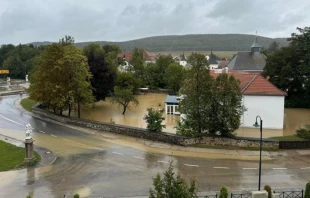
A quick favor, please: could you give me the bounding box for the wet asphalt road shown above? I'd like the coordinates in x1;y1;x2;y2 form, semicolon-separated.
0;95;310;198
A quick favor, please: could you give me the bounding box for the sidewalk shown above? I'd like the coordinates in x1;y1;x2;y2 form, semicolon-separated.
13;98;310;159
0;134;57;167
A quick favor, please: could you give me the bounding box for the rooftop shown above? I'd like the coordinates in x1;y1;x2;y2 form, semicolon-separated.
210;70;287;96
164;95;181;104
227;51;266;71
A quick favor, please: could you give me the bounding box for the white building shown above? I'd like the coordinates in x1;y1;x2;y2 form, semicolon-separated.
211;70;287;129
173;54;187;67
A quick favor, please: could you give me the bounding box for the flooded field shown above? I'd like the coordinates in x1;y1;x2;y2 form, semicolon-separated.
74;93;310;138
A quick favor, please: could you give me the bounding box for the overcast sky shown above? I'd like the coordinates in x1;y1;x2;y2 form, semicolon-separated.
0;0;309;45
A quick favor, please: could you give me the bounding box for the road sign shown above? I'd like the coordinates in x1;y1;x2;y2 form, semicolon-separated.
0;70;9;74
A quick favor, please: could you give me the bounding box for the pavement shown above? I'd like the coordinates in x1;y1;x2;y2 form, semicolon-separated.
0;94;309;198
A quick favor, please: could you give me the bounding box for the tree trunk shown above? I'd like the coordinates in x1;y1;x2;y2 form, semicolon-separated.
68;104;71;117
78;98;81;118
53;107;56;113
122;105;127;115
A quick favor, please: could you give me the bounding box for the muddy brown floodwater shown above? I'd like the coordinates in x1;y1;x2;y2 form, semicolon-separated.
73;93;310;138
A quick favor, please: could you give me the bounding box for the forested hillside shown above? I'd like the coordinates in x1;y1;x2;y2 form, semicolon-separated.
28;34;289;52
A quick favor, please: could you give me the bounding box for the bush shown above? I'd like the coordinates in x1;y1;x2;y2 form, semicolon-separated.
264;185;272;198
144;108;166;132
73;194;80;198
296;128;310;139
219;186;228;198
305;182;310;198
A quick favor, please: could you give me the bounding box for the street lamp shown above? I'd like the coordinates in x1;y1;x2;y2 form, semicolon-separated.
253;115;263;191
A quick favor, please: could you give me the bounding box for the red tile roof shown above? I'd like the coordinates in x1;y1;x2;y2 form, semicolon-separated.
210;70;287;96
118;49;155;61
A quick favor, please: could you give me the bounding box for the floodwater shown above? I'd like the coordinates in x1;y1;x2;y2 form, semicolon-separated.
73;93;179;133
74;93;310;138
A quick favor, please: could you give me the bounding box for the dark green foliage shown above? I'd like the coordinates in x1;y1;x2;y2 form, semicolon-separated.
263;27;310;108
305;182;310;198
178;53;244;137
296;128;310;140
144;108;166;132
116;71;141;92
164;63;185;93
149;162;198;198
0;44;43;79
264;185;272;198
129;48;145;81
219;186;228;198
83;43;116;101
73;194;80;198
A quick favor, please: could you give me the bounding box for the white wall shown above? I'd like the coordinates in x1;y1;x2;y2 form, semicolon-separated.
241;95;285;129
179;61;187;66
209;64;218;70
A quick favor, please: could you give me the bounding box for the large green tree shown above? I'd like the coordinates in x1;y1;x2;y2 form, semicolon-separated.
178;53;243;137
263;27;310;108
179;53;212;135
28;42;94;117
156;54;174;88
149;162;198;198
83;43;116;101
164;63;185;93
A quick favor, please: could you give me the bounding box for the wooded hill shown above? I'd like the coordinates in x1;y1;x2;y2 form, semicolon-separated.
29;34;289;52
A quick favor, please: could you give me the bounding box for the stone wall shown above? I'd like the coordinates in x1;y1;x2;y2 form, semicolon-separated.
32;104;279;149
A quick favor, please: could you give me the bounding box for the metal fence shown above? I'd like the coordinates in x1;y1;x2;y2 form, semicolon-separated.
231;193;252;198
274;190;304;198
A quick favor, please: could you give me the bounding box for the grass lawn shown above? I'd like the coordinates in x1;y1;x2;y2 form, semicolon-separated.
0;140;41;171
270;135;307;141
193;144;279;152
21;98;37;112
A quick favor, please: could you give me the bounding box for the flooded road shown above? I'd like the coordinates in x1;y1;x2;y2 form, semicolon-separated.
74;93;310;138
1;95;310;197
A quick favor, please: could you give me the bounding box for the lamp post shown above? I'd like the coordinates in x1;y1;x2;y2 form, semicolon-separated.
253;115;263;191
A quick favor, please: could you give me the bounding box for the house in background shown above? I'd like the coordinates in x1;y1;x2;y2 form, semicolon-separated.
211;70;287;129
227;35;266;72
118;49;156;72
164;95;181;115
173;53;188;67
218;60;229;70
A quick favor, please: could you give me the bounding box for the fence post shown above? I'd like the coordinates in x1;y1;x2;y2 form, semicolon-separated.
302;189;304;198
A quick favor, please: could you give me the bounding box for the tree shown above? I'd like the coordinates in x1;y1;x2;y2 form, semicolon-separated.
305;182;310;198
263;27;310;108
28;42;94;117
178;53;243;137
144;108;166;132
156;54;174;88
83;43;116;101
179;53;212;135
149;162;198;198
210;73;244;137
110;86;139;115
116;71;141;91
102;44;121;71
219;186;228;198
59;35;75;45
164;63;185;93
129;48;145;81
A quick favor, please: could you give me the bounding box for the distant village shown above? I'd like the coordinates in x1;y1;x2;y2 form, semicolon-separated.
117;35;286;131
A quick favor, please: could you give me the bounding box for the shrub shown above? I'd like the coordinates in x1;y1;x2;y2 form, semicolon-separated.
264;185;272;198
73;194;80;198
144;108;166;132
296;128;310;139
219;186;228;198
305;182;310;198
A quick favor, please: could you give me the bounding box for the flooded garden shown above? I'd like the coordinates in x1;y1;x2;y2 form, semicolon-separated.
73;93;310;138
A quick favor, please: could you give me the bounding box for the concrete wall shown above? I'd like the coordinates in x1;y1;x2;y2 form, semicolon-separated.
32;105;279;149
241;95;285;129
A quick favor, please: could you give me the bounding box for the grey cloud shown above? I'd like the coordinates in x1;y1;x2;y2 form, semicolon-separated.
0;0;309;44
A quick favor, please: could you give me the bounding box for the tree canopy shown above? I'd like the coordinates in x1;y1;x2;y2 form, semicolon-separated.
178;53;243;137
263;27;310;108
28;42;94;117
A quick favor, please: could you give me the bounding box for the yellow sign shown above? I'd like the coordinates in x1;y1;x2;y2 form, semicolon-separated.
0;70;9;74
